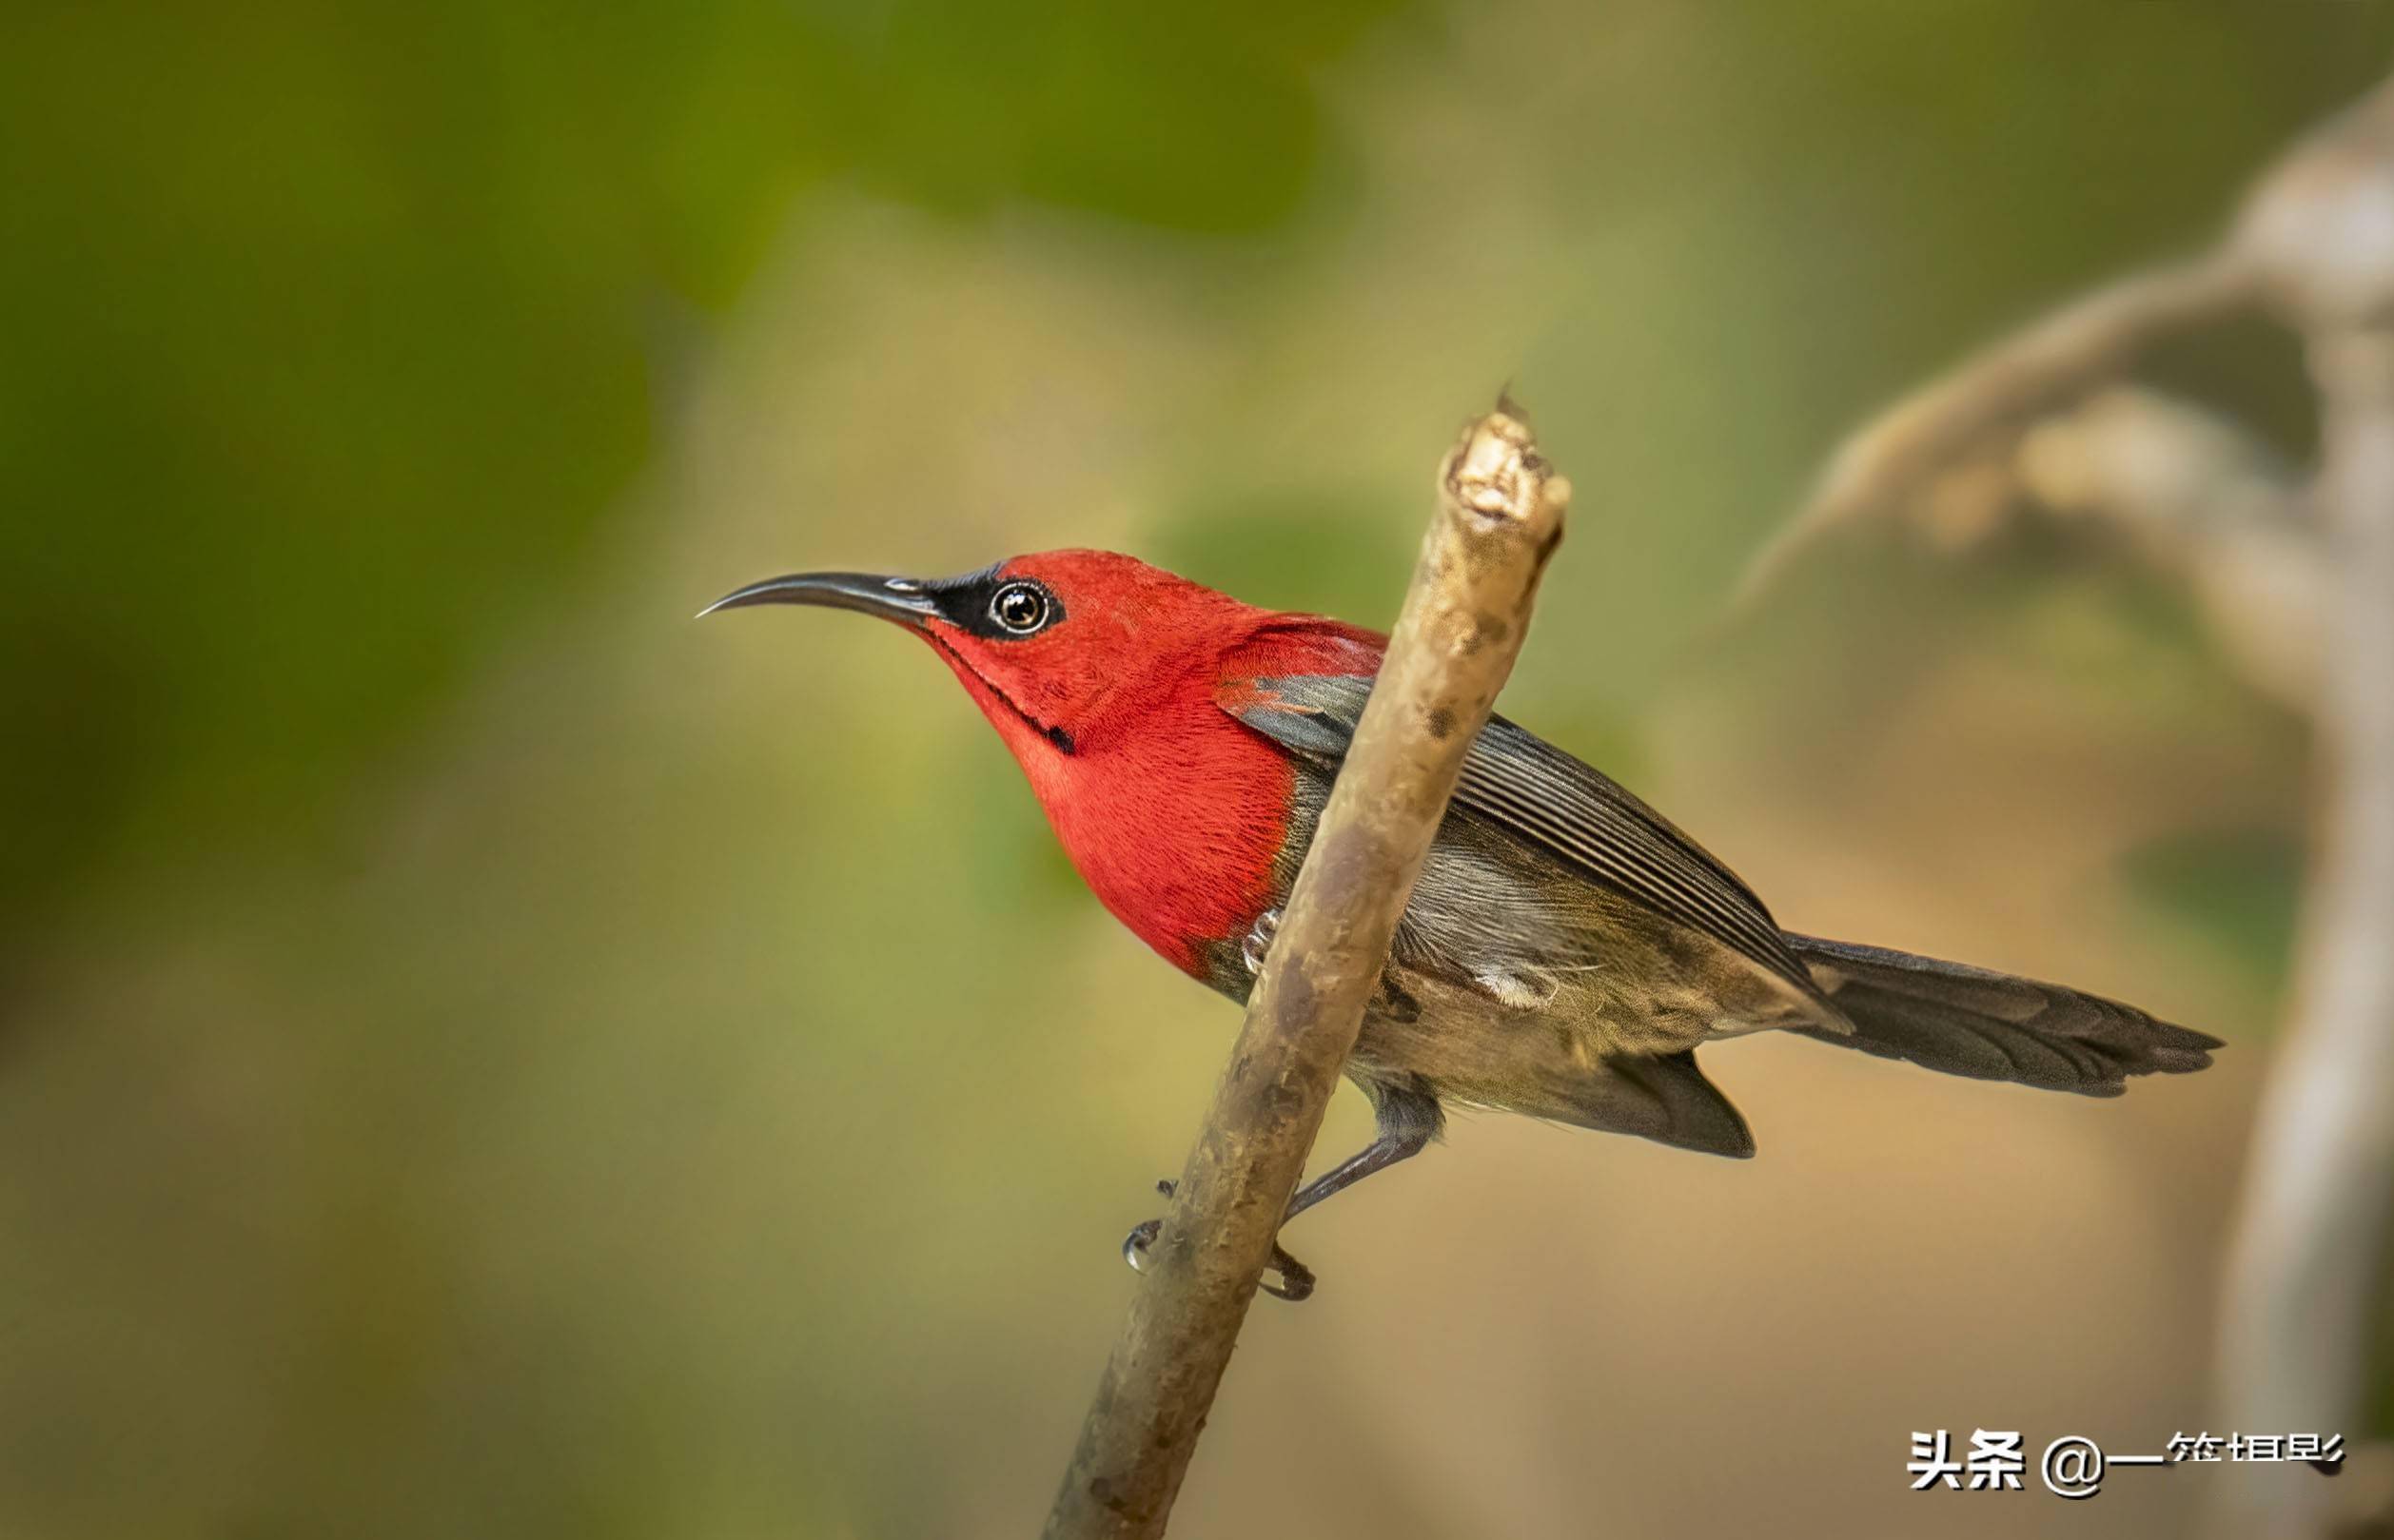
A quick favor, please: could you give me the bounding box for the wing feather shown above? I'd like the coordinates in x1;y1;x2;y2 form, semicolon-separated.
1223;670;1821;1000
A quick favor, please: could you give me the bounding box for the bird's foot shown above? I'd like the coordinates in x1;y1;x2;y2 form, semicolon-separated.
1120;1178;1176;1272
1121;1217;1164;1268
1121;1179;1316;1303
1261;1243;1315;1302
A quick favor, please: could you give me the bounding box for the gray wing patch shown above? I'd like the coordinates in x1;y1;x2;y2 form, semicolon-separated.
1228;673;1822;1002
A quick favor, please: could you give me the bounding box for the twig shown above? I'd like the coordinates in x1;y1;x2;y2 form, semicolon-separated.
1041;406;1570;1540
1735;251;2258;606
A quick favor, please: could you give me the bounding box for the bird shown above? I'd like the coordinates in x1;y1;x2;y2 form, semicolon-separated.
705;549;2219;1299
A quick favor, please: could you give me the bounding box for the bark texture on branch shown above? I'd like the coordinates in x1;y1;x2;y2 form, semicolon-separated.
1041;407;1569;1540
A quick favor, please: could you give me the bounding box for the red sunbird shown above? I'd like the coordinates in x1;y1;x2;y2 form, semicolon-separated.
707;550;2218;1299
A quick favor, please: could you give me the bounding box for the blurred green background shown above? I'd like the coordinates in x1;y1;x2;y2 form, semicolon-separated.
4;2;2385;1535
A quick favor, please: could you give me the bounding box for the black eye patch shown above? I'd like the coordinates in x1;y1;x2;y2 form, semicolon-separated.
922;568;1066;640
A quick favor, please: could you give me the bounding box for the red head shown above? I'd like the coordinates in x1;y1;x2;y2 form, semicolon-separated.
704;550;1374;977
703;550;1272;764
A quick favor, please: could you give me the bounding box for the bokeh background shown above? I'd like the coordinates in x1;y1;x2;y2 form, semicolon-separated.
6;2;2389;1535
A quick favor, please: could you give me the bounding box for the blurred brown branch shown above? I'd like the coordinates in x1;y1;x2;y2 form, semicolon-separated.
2017;387;2319;712
1743;70;2394;1540
1041;407;1568;1540
1736;252;2259;605
2217;78;2394;1540
1733;254;2335;712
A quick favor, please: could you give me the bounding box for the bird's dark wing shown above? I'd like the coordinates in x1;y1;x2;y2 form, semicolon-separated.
1552;1050;1756;1158
1223;671;1822;1001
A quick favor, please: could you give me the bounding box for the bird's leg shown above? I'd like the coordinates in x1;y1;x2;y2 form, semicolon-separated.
1121;1083;1442;1303
1264;1084;1442;1298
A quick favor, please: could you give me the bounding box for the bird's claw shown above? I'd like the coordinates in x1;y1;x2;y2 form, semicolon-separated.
1241;906;1283;976
1122;1178;1175;1273
1260;1243;1316;1302
1121;1177;1316;1303
1122;1217;1163;1272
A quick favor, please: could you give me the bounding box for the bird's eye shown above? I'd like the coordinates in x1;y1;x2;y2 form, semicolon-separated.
989;581;1050;634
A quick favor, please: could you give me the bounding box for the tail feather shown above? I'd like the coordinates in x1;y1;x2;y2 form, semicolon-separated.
1786;933;2220;1096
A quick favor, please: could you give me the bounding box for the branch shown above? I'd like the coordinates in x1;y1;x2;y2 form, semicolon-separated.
1728;66;2394;1535
1736;250;2258;605
2214;77;2394;1539
2019;387;2320;712
1041;406;1570;1540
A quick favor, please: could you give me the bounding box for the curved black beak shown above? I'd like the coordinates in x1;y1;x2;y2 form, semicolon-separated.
697;572;941;625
